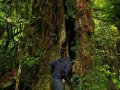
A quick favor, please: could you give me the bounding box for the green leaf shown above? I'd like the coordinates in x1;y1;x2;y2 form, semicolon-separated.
2;81;13;89
112;78;118;84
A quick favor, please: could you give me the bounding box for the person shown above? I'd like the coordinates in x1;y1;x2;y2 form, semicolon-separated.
50;57;72;90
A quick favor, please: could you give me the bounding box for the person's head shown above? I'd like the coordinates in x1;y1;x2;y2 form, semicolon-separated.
61;47;70;58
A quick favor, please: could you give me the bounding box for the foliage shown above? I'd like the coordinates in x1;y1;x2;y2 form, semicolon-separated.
65;0;76;19
0;0;120;90
72;15;120;90
83;19;120;89
93;0;120;29
108;0;120;27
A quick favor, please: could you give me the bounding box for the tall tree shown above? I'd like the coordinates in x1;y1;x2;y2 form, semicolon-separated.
73;0;94;77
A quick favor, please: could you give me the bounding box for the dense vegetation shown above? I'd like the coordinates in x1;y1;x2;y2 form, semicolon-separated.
0;0;120;90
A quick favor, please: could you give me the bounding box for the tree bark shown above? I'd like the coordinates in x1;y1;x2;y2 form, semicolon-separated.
74;0;94;77
31;0;67;90
56;0;66;53
15;64;21;90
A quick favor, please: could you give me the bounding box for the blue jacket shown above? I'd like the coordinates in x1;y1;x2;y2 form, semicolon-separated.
50;58;72;79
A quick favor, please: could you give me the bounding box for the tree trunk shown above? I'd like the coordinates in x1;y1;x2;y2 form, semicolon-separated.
56;0;66;54
116;40;120;80
74;0;94;77
31;0;67;90
15;64;21;90
19;0;94;89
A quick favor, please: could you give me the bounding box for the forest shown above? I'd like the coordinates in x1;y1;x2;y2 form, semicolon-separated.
0;0;120;90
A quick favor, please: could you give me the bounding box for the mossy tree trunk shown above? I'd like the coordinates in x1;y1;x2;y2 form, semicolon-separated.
31;0;67;90
21;0;94;89
74;0;94;77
